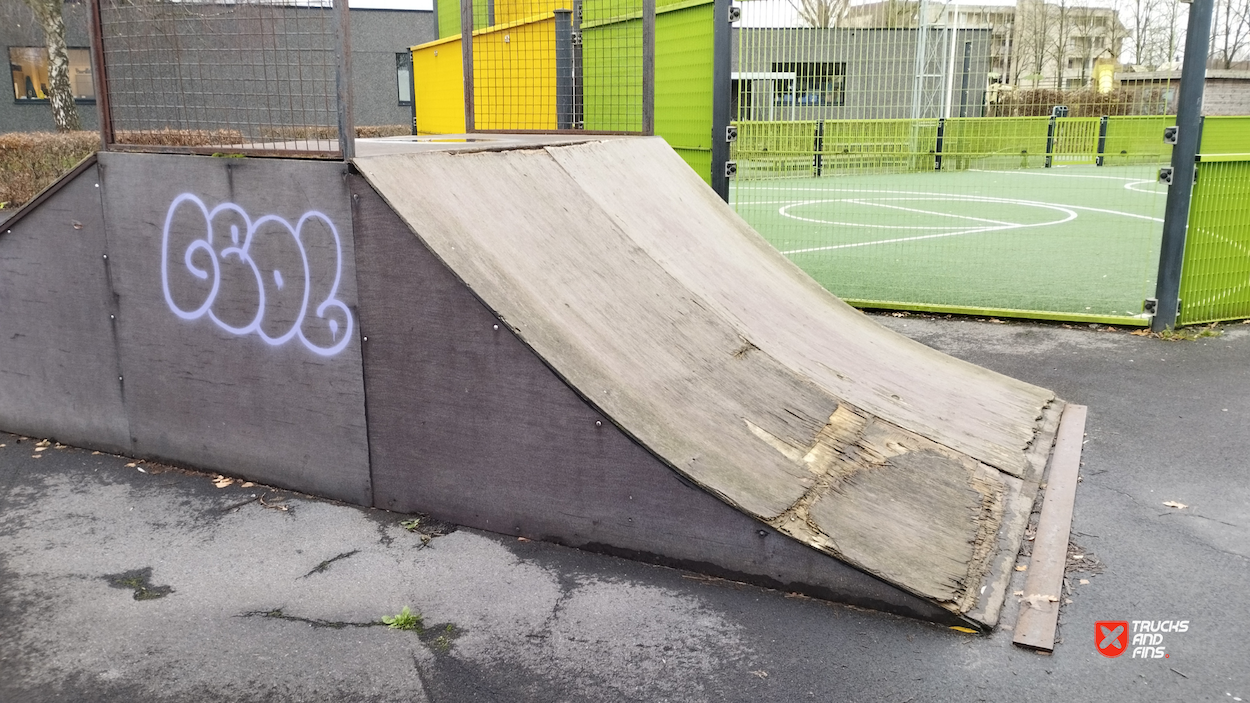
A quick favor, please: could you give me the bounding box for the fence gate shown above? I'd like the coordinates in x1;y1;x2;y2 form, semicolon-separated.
1177;117;1250;325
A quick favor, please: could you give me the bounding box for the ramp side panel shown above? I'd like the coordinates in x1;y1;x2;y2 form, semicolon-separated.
0;163;131;452
349;176;964;626
546;138;1055;479
96;153;371;504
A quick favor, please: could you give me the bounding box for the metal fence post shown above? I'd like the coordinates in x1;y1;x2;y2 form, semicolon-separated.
555;9;574;129
334;0;355;160
87;0;114;151
461;0;475;132
710;0;731;202
642;0;656;135
1152;0;1214;332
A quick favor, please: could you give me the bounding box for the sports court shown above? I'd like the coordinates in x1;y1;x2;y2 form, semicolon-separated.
733;164;1168;323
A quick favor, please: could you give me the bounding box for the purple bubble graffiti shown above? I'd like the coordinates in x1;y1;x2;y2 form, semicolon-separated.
160;193;354;357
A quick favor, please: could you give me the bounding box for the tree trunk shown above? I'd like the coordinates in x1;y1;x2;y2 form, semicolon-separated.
26;0;81;132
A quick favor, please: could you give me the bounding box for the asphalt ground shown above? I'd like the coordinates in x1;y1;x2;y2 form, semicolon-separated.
2;315;1247;702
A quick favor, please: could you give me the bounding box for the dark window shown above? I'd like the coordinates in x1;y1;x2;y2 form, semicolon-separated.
9;46;95;102
396;52;412;106
770;62;846;108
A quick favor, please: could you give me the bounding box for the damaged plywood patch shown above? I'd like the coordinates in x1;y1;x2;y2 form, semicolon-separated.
767;404;1006;612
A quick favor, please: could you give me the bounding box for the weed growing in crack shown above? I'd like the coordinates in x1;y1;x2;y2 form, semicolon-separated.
103;567;173;600
383;606;423;631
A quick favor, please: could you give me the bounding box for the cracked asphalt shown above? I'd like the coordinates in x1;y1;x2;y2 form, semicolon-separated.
1;316;1247;702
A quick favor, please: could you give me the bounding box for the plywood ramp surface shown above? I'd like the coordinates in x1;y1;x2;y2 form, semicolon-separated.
354;138;1061;622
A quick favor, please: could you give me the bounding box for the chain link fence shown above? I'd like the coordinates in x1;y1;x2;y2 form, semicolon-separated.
91;0;353;158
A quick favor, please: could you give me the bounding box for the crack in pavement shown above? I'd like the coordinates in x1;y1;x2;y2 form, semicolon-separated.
239;608;384;630
302;549;359;578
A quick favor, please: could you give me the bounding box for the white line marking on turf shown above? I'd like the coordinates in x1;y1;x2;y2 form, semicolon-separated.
1124;180;1165;194
841;199;1019;226
737;188;1163;224
777;198;1077;254
782;225;1009;254
736;188;1164;254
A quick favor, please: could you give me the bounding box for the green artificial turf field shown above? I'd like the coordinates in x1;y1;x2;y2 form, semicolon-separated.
731;164;1169;324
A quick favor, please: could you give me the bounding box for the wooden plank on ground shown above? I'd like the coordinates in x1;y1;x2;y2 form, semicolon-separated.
1013;404;1087;651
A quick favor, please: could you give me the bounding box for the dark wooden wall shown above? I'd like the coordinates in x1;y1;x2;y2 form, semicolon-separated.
0;162;130;453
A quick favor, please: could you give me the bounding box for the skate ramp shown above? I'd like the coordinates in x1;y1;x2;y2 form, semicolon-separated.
0;138;1067;628
354;136;1062;624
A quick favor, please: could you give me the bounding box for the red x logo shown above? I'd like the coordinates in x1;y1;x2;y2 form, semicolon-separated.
1096;621;1129;657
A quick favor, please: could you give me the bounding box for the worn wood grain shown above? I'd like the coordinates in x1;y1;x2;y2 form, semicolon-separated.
1014;404;1087;650
545;138;1056;478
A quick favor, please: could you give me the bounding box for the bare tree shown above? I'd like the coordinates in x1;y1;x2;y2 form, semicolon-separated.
17;0;81;131
1048;0;1072;89
1125;0;1165;65
1068;3;1115;86
879;0;918;28
1210;0;1250;69
1164;0;1183;64
787;0;851;27
1014;0;1054;86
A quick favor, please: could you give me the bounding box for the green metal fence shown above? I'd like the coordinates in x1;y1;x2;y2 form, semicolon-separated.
1177;116;1250;325
655;0;715;184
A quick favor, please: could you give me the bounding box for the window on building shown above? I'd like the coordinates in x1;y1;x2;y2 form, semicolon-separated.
770;62;846;108
396;52;412;106
9;47;94;102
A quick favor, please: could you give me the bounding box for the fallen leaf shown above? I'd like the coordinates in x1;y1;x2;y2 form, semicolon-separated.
31;455;41;459
1131;329;1150;337
125;462;136;467
241;482;254;488
1163;501;1187;509
91;451;100;455
213;478;234;488
34;446;46;452
1013;590;1024;596
1079;579;1090;585
137;467;147;473
72;220;83;230
1021;593;1059;609
1015;565;1028;572
0;444;6;448
1072;554;1084;560
750;670;769;679
1064;598;1073;604
517;537;530;542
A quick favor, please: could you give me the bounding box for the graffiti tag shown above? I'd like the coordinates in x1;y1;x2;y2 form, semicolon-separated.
160;193;353;357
